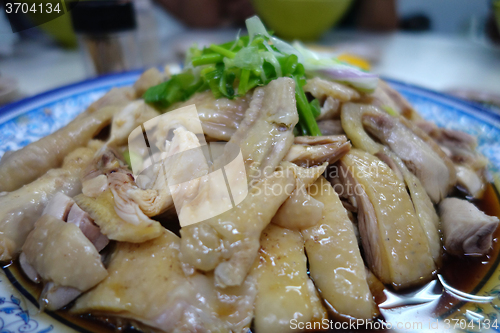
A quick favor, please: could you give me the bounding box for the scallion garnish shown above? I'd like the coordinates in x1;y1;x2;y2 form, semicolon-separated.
143;16;378;135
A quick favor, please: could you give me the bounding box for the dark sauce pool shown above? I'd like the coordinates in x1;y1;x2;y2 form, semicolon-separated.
3;184;500;333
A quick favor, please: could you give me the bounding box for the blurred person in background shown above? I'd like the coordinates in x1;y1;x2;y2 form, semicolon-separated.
155;0;400;33
155;0;255;27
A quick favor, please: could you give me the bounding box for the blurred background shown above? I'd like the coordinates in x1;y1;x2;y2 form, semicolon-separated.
0;0;499;109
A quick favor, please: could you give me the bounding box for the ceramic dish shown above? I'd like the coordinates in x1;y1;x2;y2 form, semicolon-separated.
0;72;499;333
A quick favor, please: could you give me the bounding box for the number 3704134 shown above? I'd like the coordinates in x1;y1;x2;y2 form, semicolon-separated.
444;318;499;330
5;2;61;14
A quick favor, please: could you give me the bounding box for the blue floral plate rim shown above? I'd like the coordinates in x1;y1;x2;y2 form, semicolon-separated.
0;72;499;128
0;70;143;124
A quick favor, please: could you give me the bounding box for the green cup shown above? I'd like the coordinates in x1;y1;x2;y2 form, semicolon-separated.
494;0;500;35
252;0;353;41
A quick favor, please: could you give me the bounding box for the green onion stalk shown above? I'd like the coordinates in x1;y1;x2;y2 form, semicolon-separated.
143;16;378;136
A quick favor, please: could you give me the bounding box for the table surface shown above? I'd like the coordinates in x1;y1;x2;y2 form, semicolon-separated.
323;31;500;95
1;30;500;99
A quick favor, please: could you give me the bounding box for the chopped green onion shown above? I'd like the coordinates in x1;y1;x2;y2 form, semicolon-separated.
238;69;250;95
246;77;262;91
205;66;224;99
219;70;236;98
382;105;398;117
123;150;131;167
279;54;298;76
293;76;321;136
209;44;236;59
143;15;371;133
252;68;262;77
192;53;223;66
251;37;265;46
200;65;216;76
143;71;204;109
293;123;308;136
310;99;321;118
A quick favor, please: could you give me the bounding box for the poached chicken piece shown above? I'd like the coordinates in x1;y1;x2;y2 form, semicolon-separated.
0;146;95;261
284;135;351;167
304;77;361;103
252;224;327;333
271;162;328;230
133;67;164;97
72;230;257;333
317;119;345;135
302;177;378;320
179;168;296;288
336;149;435;288
75;189;163;243
341;103;443;264
20;192;108;310
106;100;159;147
416;120;488;198
302;78;360;123
169;90;251;141
222;77;298;184
41;192;109;251
365;80;420;120
0;87;134;192
440;198;499;256
22;215;107;310
76;149;163;243
361;108;456;203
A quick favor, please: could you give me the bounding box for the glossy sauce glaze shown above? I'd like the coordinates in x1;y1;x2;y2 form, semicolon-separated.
2;183;500;333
